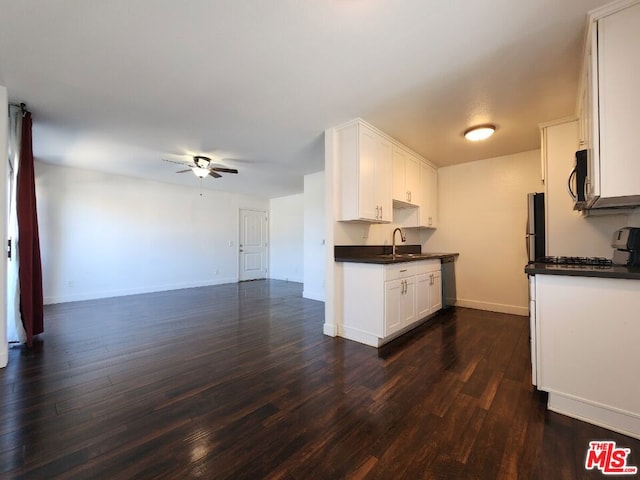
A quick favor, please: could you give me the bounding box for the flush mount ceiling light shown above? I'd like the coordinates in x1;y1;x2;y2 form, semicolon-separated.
464;124;496;141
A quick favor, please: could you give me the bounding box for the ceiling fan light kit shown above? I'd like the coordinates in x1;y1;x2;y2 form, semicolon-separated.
162;155;239;179
193;156;210;168
192;167;210;178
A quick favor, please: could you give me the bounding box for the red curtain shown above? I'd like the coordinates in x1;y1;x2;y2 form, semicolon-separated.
16;112;44;347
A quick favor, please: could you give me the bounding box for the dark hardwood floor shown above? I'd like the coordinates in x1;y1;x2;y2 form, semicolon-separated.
1;280;638;479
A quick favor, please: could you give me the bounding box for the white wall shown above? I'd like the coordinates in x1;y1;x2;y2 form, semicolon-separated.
334;218;421;247
0;86;8;367
269;194;304;283
303;172;325;301
544;120;628;257
36;161;268;304
423;150;543;316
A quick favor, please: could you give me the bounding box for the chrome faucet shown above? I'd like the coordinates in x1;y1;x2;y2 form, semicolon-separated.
392;227;406;257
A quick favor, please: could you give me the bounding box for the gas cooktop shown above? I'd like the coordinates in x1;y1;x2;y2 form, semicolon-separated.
535;256;613;266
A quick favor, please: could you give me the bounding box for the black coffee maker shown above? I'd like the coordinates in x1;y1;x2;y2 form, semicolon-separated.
612;227;640;267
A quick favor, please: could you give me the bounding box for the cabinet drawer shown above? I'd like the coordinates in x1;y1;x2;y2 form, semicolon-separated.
384;264;417;281
415;259;441;274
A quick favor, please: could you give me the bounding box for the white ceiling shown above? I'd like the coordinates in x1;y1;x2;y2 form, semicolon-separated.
0;0;611;198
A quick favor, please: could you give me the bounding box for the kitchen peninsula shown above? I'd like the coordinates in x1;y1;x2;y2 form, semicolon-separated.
335;245;458;347
525;263;640;439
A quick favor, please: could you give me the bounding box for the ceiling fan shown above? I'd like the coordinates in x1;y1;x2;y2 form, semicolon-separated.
163;155;239;178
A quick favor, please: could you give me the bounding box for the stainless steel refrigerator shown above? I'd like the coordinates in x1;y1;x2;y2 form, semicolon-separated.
526;193;545;263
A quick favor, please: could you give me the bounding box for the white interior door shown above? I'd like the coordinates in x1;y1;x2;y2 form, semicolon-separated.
239;209;268;281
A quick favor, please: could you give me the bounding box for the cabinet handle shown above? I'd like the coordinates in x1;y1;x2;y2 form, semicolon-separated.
375;206;379;219
379;206;383;219
400;269;407;272
408;191;411;202
567;167;577;201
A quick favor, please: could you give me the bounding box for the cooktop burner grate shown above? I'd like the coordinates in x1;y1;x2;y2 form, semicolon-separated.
535;256;613;266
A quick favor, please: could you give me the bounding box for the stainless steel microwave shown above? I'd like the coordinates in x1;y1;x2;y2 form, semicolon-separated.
568;149;588;210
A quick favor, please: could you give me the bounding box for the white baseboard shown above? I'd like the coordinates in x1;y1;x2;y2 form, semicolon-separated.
269;274;304;283
323;323;338;337
44;277;239;305
455;298;528;316
0;347;7;369
548;392;640;440
338;325;380;347
303;289;325;302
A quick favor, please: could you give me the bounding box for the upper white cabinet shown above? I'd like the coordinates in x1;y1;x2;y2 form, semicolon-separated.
422;163;438;228
395;161;438;228
579;0;640;208
392;146;420;206
336;120;393;222
334;118;438;226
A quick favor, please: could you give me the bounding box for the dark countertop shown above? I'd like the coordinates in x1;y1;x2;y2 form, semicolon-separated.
334;245;459;264
525;262;640;280
336;253;458;264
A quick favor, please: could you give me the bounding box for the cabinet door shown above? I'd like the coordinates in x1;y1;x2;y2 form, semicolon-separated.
587;31;600;204
416;273;431;318
392;146;407;202
392;148;420;205
384;279;403;336
429;270;442;312
401;276;416;327
358;125;382;221
597;2;640;199
578;63;591;151
405;154;420;205
376;137;393;222
419;163;438;228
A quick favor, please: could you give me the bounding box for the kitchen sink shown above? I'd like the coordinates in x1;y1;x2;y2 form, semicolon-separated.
376;253;429;259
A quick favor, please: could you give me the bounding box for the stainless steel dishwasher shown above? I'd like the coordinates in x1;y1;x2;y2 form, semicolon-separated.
441;256;457;308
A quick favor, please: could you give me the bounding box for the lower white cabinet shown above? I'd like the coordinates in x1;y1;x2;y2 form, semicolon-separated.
430;269;442;311
532;273;640;438
342;259;442;347
416;263;441;318
384;276;416;336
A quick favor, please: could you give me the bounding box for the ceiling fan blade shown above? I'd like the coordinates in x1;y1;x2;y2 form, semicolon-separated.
176;169;192;173
163;158;190;166
210;167;238;174
208;171;222;178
